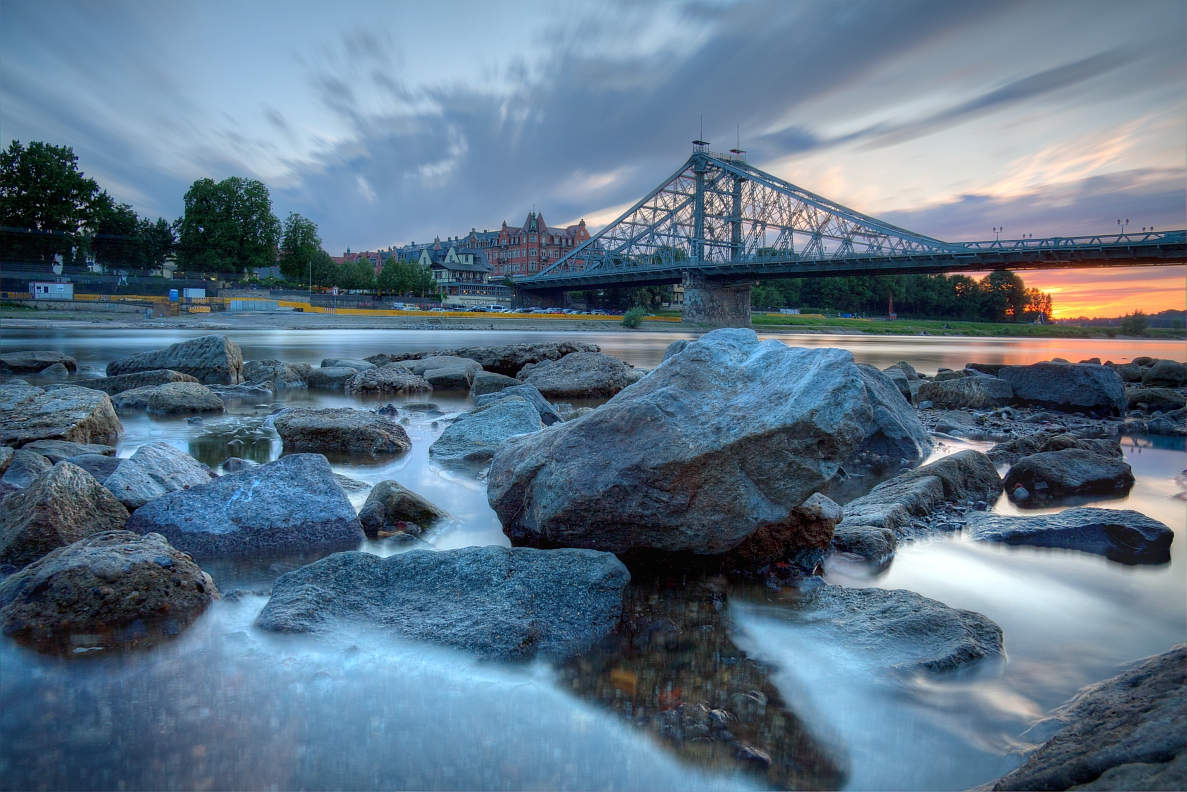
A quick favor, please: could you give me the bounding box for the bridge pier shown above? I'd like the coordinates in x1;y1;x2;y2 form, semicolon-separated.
681;272;752;327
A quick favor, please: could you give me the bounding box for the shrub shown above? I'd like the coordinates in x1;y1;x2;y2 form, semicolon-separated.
622;307;646;328
1120;311;1149;336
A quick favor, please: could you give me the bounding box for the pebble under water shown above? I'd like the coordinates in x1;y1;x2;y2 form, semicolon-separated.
0;329;1184;791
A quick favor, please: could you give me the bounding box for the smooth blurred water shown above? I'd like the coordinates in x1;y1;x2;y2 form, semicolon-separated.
1;329;1183;791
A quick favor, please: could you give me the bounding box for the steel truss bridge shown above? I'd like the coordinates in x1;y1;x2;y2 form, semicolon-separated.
519;143;1185;292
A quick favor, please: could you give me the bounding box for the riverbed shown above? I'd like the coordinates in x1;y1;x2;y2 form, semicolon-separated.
1;329;1184;791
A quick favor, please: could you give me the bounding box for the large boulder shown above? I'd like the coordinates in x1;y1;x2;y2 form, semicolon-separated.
0;383;122;448
65;453;122;482
357;480;448;539
320;358;375;371
469;370;519;397
124;454;364;561
113;382;225;414
21;439;115;463
516;352;635;398
781;585;1004;673
0;531;217;652
74;369;199;395
488;329;874;556
369;342;601;377
1004;449;1134;500
1126;387;1186;413
1142;359;1186;388
721;492;843;570
997;362;1125;414
850;364;932;468
473;383;562;425
242;360;312;388
0;462;130;568
1;448;53;488
306;366;359;389
343;365;432;396
255;546;630;660
0;351;77;374
969;507;1172;564
429;396;543;468
905;449;1002;502
915;375;1013;409
992;645;1186;791
1108;362;1144;382
988;433;1122;465
106;335;244;385
397;356;483;390
273;408;411;459
102;442;217;510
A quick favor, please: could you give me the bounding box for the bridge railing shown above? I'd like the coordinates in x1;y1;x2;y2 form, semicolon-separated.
950;230;1184;252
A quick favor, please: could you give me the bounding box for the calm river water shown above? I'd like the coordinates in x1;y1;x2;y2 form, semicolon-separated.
1;328;1184;791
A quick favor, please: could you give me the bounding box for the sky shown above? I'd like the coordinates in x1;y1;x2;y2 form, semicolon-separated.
2;0;1183;317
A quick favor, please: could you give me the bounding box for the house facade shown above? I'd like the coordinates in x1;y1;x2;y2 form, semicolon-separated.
457;211;594;278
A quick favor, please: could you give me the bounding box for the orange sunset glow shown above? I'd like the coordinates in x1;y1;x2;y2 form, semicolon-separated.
1019;265;1186;318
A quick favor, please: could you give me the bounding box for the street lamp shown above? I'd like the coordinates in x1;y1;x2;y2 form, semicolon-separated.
1117;218;1129;234
993;226;1003;241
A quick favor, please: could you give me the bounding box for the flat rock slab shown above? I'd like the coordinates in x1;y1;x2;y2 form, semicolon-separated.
0;462;130;569
997;362;1125;415
107;334;244;385
124;453;365;561
103;442;217;510
916;375;1013;409
306;366;358;389
992;645;1185;790
274;408;411;459
242;360;312;387
429;396;543;468
344;365;432;395
516;352;635;398
968;507;1173;564
255;545;630;660
113;382;226;414
320;358;375;371
0;530;217;652
369;342;600;377
74;369;198;395
0;351;77;374
21;439;116;463
1004;449;1134;500
0;383;122;448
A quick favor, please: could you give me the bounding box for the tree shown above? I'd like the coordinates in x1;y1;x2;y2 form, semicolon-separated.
1120;311;1149;336
0;140;104;262
176;176;280;274
279;212;322;283
137;217;178;268
308;249;337;288
751;284;785;310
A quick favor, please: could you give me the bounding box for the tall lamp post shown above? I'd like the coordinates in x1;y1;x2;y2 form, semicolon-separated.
1117;218;1129;235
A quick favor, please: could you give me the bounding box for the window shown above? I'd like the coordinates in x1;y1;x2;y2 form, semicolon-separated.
530;235;536;243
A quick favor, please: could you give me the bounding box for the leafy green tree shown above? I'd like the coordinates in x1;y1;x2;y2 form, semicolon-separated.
176;176;280;274
0;140;105;262
137;217;178;268
1120;311;1149;336
622;307;646;328
279;212;322;283
309;249;337;288
751;284;785;310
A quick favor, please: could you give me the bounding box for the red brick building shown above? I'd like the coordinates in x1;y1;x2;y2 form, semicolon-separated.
462;211;592;278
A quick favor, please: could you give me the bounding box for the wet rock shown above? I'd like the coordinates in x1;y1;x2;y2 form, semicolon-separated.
916;375;1013;409
274;407;412;459
21;439;116;463
402;401;439;412
38;362;70;377
933;409;978;435
102;442;217;510
357;480;448;539
1;448;53;488
242;359;312;387
207;382;274;401
469;370;519;396
0;383;122;448
74;369;200;395
395;356;482;390
1003;449;1134;500
0;351;77;374
369;341;600;377
988;433;1123;465
516;352;635;398
332;473;372;496
343;364;432;396
257;546;630;660
306;366;358;390
556;404;594;422
966;362;1007;376
0;462;130;568
113;382;225;414
969;507;1172;563
107;334;244;385
124;454;364;561
220;456;258;472
997;362;1125;414
908;448;1003;502
65;453;122;482
1141;359;1186;388
319;358;375;371
992;645;1186;790
429;396;543;468
1126;387;1186;413
1108;362;1144;382
0;530;217;652
473;383;562;425
489;329;873;555
785;584;1004;673
721;493;843;569
0;446;11;474
851;364;932;468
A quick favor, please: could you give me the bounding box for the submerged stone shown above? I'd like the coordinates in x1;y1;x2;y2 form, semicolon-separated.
968;507;1173;564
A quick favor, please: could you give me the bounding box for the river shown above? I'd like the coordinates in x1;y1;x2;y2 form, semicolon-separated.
1;329;1184;791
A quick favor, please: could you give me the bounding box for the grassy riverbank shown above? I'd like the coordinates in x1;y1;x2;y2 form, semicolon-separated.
717;312;1184;339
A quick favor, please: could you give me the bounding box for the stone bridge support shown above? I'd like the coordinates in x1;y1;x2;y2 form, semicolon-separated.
681;272;752;327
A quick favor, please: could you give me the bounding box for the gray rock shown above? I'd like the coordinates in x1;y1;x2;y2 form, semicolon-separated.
0;351;77;374
907;448;1002;502
0;383;122;448
38;362;70;377
998;362;1126;414
0;446;11;474
0;530;217;652
469;370;520;397
103;442;217;510
0;462;130;568
113;382;225;414
992;645;1185;790
989;433;1121;466
124;454;364;561
888;361;921;380
273;408;412;459
306;366;359;389
242;360;312;388
516;352;635;398
255;545;630;660
332;473;372;495
320;358;375;372
1;449;53;488
221;457;258;472
1126;387;1186;413
1108;362;1144;382
1141;359;1186;388
65;453;122;482
489;329;874;555
881;366;912;401
21;439;116;464
1004;449;1134;500
343;365;432;396
969;507;1172;564
780;584;1004;673
398;355;483;385
662;339;692;362
721;492;843;569
74;369;200;395
965;363;1007;376
207;383;274;401
916;375;1013;409
369;342;600;377
429;396;543;468
106;335;244;384
358;480;448;539
473;383;562;426
851;364;932;467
